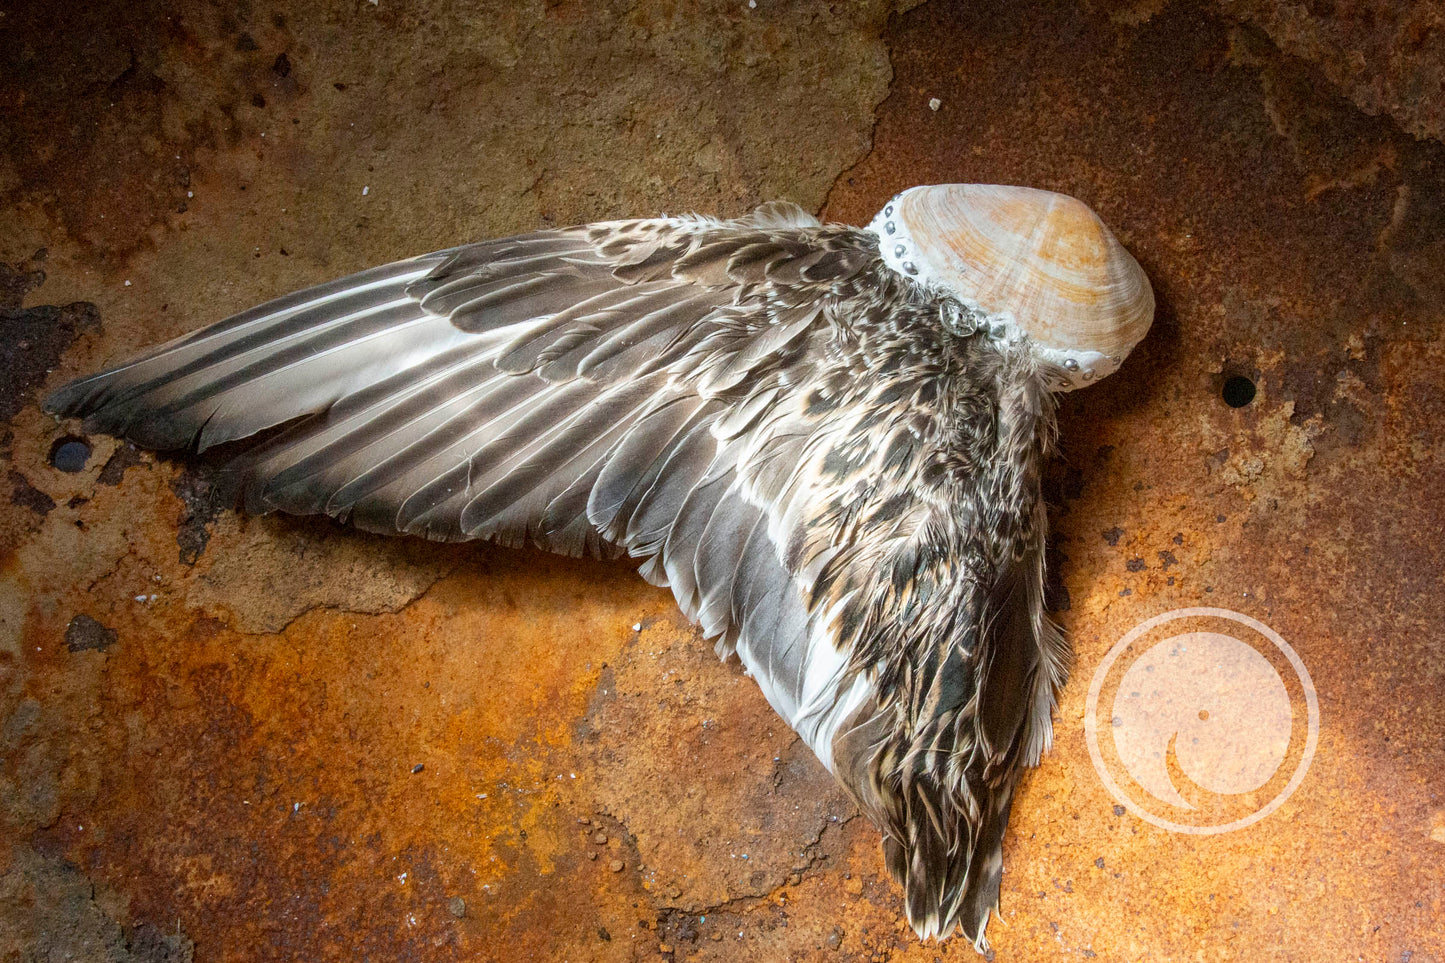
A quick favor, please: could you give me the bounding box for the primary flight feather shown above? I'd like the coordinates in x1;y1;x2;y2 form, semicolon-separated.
46;185;1153;951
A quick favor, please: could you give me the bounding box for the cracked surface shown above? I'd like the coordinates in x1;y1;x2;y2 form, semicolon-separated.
3;0;1444;960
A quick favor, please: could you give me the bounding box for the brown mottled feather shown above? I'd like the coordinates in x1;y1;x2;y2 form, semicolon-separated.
45;200;1067;950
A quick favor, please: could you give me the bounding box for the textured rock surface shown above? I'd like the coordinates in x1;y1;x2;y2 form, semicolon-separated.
1216;0;1445;143
1094;1;1445;142
3;0;1443;961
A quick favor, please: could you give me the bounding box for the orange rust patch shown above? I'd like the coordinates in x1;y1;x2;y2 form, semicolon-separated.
5;0;1445;960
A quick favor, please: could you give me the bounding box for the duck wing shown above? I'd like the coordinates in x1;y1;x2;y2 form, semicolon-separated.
46;201;1066;950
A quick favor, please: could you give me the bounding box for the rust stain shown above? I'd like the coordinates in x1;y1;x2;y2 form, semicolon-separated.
4;0;1444;960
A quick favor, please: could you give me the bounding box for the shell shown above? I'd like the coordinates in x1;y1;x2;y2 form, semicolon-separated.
868;184;1154;388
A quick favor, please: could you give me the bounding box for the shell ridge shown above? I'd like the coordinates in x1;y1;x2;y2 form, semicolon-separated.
865;184;1153;391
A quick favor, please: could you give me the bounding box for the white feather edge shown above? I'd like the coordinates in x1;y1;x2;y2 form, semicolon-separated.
732;588;874;773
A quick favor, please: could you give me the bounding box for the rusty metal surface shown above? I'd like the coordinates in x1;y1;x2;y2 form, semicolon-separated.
3;0;1443;961
1214;0;1445;143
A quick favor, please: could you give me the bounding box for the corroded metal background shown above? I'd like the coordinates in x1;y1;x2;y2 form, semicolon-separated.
2;1;1441;960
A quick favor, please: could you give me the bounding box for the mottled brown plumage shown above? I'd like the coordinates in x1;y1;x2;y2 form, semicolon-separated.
45;187;1151;951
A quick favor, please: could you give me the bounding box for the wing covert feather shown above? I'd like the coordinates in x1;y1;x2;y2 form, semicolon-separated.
44;201;1067;949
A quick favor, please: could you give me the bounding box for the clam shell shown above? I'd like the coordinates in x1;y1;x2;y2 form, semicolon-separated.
877;184;1154;374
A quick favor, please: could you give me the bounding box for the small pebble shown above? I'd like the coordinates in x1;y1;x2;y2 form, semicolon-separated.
447;896;466;918
577;817;591;825
411;763;424;774
593;831;608;845
711;932;723;942
928;97;942;111
610;859;625;873
589;852;598;861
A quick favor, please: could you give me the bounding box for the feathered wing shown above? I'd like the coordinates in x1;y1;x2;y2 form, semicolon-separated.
45;201;1067;949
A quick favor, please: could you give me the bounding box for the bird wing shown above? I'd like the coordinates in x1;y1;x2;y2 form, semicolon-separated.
45;201;1066;949
46;202;905;737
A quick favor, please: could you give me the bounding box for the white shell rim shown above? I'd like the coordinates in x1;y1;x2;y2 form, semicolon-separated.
866;188;1130;392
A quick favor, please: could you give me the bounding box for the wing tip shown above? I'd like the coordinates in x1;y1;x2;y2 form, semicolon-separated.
41;375;101;421
898;837;1002;954
839;717;1013;956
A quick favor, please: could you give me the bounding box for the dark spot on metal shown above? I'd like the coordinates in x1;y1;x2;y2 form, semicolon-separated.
1222;375;1257;408
1;262;101;425
272;52;292;77
1102;527;1124;546
1113;805;1126;817
251;92;266;108
97;443;144;486
235;32;258;52
0;260;44;309
1126;557;1146;572
169;463;226;565
10;470;56;517
124;922;193;961
1157;550;1178;570
66;614;117;652
49;436;91;473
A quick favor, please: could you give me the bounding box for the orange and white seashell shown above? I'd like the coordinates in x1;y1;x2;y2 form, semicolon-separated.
868;184;1154;390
